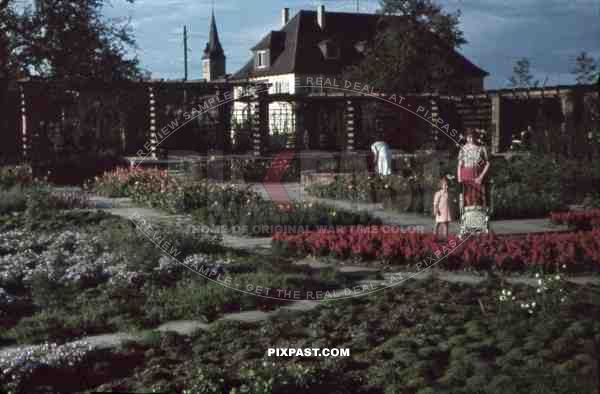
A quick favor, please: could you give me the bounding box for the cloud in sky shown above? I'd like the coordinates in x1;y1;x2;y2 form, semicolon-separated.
103;0;600;88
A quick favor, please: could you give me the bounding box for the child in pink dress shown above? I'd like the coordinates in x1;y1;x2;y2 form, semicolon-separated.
433;176;452;240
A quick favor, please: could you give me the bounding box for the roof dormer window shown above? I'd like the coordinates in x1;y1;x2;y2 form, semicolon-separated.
354;40;367;54
256;50;268;69
318;40;340;60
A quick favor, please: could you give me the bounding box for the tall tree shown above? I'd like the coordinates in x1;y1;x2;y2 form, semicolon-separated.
345;0;466;93
572;51;598;85
508;58;539;88
6;0;140;82
0;0;21;82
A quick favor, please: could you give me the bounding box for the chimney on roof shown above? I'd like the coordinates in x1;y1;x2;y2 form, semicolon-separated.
317;5;325;29
282;8;290;27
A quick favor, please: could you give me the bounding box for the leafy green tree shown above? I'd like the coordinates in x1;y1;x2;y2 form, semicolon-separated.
508;58;539;88
345;0;467;93
1;0;142;166
572;51;598;85
3;0;140;83
1;1;15;79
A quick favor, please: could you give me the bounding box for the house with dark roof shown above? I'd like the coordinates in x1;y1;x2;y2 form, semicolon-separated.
233;6;487;86
230;5;488;149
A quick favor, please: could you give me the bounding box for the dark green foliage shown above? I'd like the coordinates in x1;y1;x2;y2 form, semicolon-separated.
10;0;139;82
10;280;598;393
347;0;468;94
0;186;27;214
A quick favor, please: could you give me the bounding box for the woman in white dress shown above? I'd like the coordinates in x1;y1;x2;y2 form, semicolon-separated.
371;141;392;176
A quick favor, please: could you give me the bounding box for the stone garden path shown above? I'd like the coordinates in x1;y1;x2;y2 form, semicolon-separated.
250;183;569;235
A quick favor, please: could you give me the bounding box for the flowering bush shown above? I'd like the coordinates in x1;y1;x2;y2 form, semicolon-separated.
230;157;300;182
272;227;600;272
129;175;262;216
113;170;379;235
24;184;92;218
194;200;380;236
85;167;170;198
497;269;569;319
0;222;222;292
0;340;95;392
305;173;413;205
550;209;600;230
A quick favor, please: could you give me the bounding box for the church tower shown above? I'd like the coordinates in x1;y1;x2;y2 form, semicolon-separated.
202;11;226;81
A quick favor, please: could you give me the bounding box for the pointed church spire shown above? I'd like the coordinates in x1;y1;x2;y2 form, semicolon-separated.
202;8;226;81
203;10;224;59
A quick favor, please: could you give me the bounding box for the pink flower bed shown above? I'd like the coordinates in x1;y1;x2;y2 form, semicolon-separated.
86;167;170;197
272;226;600;272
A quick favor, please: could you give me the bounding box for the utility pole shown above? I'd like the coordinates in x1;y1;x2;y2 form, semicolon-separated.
183;25;188;81
356;0;359;12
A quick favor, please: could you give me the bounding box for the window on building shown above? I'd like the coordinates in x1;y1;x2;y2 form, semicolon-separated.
319;40;340;60
256;51;268;68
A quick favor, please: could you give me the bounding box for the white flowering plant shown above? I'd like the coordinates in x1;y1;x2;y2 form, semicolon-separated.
0;340;95;393
496;264;570;321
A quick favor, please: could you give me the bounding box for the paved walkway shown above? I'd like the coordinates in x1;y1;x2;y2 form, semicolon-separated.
89;185;567;236
251;183;569;235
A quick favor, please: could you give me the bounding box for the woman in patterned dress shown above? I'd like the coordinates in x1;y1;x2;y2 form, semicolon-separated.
457;129;490;207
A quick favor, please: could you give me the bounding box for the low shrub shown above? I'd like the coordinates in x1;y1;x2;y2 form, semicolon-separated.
0;165;33;190
305;173;415;211
493;183;564;219
230;156;301;182
125;171;380;235
25;183;91;219
306;154;600;219
0;186;27;214
86;167;169;198
142;275;285;322
193;200;380;236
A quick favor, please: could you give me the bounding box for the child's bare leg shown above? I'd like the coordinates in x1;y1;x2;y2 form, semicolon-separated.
434;223;440;237
442;222;448;239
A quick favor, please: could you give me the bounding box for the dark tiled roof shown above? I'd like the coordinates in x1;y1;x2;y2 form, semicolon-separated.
251;31;286;51
203;11;224;60
232;10;488;80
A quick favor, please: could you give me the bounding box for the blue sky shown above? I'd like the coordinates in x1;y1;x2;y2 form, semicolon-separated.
101;0;600;89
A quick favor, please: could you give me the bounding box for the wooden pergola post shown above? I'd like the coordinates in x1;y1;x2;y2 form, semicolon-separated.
429;97;440;149
490;95;502;153
345;99;356;151
251;87;268;156
19;84;29;161
148;85;157;159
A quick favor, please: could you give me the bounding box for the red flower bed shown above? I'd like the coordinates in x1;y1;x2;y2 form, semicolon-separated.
272;226;600;272
550;210;600;229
